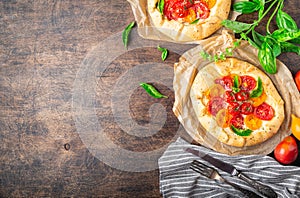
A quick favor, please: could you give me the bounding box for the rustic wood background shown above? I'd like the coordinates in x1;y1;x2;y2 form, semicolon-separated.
0;0;299;197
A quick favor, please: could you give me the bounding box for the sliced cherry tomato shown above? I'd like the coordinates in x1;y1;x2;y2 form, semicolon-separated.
164;0;209;21
191;2;210;19
254;102;274;121
250;90;266;107
228;102;240;115
209;84;225;98
240;102;254;115
184;8;197;23
202;0;216;9
215;76;233;91
207;97;226;116
230;114;244;129
164;0;188;20
216;109;230;128
295;70;300;91
235;90;250;101
240;75;257;91
224;91;236;103
245;114;262;130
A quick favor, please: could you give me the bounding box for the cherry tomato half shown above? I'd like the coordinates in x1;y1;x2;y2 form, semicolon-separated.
227;102;240;115
240;102;254;115
240;75;256;91
164;1;188;20
164;0;210;21
192;2;210;19
291;114;300;141
224;91;235;103
230;113;244;129
274;136;298;165
254;102;274;121
235;90;250;101
215;76;233;91
245;114;262;130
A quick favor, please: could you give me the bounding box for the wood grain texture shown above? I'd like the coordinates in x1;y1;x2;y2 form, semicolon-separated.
0;0;299;197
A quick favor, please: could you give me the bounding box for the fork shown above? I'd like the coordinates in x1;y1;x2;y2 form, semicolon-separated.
190;160;263;198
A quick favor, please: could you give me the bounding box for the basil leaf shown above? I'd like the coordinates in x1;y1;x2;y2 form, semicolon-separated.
271;41;281;57
221;20;252;33
230;125;252;136
250;77;263;98
157;0;164;14
233;1;260;14
252;30;264;48
281;42;300;55
272;29;300;42
190;18;199;24
157;45;168;61
256;0;265;18
276;9;298;31
290;37;300;45
258;41;277;74
122;21;135;49
140;82;168;98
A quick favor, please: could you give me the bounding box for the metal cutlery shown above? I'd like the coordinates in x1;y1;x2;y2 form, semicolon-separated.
185;148;277;198
190;160;263;198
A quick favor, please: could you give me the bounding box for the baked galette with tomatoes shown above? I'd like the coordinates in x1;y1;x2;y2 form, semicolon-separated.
190;58;285;147
147;0;231;41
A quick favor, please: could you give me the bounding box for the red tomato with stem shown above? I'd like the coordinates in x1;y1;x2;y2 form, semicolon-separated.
274;136;298;165
295;70;300;91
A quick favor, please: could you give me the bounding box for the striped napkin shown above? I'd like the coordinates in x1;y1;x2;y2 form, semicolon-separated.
159;137;300;198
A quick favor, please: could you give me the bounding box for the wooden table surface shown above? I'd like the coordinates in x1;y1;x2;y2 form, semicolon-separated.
1;0;300;197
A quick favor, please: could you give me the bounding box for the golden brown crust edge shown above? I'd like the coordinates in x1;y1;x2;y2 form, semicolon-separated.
190;58;285;147
147;0;232;41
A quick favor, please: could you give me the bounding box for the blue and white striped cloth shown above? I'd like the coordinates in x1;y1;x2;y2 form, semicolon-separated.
159;138;300;198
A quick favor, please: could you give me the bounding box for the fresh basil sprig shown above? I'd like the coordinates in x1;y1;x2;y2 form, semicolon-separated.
140;82;168;98
122;21;135;49
222;0;300;74
157;45;168;61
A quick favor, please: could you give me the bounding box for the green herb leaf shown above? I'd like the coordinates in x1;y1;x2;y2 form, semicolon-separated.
258;41;277;74
250;77;263;98
252;30;264;49
140;82;168;98
272;29;300;42
233;1;261;14
281;42;300;55
276;9;298;31
190;18;199;24
232;75;240;93
157;0;165;14
221;20;252;33
122;21;135;49
157;45;168;61
230;125;253;136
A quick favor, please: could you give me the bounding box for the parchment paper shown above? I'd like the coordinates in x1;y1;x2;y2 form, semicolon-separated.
173;30;300;155
127;0;242;44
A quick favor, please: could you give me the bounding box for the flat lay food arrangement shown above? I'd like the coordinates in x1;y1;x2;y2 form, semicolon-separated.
2;0;300;197
128;0;300;197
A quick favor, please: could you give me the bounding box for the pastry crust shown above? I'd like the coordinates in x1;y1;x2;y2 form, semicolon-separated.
190;58;285;147
147;0;231;41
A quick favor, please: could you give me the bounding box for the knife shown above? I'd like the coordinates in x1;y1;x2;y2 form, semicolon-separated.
185;147;277;198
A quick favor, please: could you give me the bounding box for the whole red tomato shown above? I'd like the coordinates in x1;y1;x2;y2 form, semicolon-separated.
274;136;298;165
295;70;300;91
